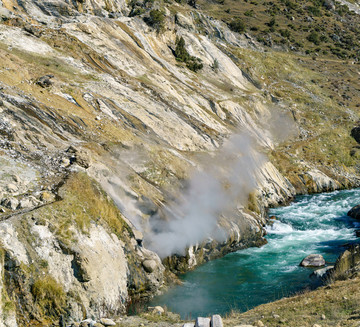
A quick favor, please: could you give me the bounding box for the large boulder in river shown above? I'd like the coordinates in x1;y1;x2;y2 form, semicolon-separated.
348;204;360;220
300;254;325;267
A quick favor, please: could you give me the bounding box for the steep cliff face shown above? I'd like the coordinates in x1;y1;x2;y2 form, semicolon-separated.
0;0;359;324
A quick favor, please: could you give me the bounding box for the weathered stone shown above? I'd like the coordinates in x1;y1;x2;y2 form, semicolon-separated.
36;74;54;88
149;306;164;315
142;259;157;273
6;183;18;193
1;198;19;210
300;254;325;267
175;13;195;30
183;323;195;327
254;321;264;327
348;204;360;220
310;266;333;279
18;198;33;209
40;191;55;202
211;315;223;327
60;157;71;167
195;317;211;327
272;314;280;319
99;318;116;326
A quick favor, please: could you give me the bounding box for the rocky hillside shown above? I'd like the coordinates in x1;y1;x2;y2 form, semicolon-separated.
0;0;359;325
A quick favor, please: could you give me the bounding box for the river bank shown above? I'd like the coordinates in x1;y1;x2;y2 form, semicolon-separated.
148;188;360;319
114;274;360;327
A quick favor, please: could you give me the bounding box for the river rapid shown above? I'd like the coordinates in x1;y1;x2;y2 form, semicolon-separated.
150;188;360;318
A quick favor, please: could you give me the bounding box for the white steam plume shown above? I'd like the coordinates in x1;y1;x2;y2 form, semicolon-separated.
144;132;265;258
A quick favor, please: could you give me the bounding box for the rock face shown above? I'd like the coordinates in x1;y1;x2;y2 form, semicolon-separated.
0;0;359;324
300;254;326;267
329;244;360;280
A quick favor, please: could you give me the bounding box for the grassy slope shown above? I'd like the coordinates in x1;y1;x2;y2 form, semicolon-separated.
197;0;360;60
225;277;360;326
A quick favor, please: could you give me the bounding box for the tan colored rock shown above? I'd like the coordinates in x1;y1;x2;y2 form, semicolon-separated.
100;318;116;326
40;191;55;203
142;259;157;273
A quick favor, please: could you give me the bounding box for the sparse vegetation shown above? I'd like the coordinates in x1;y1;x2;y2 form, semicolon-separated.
196;0;360;59
144;9;166;32
174;36;203;72
225;277;360;327
31;276;66;317
228;18;246;33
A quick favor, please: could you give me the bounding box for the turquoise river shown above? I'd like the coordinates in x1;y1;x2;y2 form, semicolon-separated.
150;188;360;319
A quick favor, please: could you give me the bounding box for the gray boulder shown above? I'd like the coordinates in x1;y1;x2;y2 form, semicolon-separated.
348;204;360;220
36;74;54;88
1;198;19;210
310;266;333;279
99;318;116;326
196;317;211;327
142;259;157;273
211;315;223;327
18;198;33;209
300;254;325;267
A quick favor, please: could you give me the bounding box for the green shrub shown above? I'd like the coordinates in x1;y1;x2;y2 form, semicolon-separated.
174;37;203;72
175;37;190;62
229;18;246;33
307;31;320;45
144;9;165;32
280;29;291;38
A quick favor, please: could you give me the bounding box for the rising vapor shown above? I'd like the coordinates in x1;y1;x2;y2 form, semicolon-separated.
145;132;265;258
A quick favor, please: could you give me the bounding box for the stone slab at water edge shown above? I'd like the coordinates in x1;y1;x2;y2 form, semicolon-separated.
184;315;223;327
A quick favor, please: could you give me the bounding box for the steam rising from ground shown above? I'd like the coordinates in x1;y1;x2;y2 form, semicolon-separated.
145;133;266;258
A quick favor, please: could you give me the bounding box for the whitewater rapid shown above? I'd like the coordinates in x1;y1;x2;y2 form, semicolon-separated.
150;188;360;318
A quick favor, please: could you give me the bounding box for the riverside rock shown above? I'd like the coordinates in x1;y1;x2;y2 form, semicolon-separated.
211;315;223;327
347;204;360;220
99;318;116;326
196;317;211;327
310;266;333;279
300;254;325;267
142;259;157;273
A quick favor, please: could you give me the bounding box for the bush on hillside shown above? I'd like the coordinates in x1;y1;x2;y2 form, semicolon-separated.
174;37;203;72
229;18;246;33
144;9;165;32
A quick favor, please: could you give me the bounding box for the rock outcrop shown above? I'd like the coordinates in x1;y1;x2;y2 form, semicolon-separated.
0;0;359;324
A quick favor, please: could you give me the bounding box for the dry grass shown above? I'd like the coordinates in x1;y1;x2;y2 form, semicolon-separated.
224;277;360;327
31;275;66;317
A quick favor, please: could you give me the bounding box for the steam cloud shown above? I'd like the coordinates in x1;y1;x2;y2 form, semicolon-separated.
145;132;266;258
